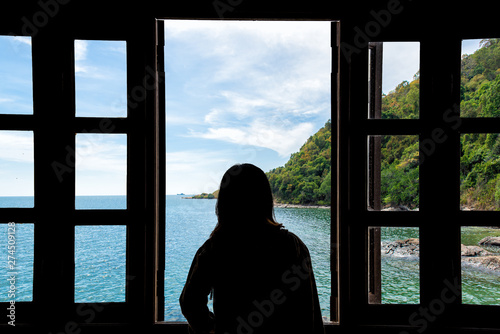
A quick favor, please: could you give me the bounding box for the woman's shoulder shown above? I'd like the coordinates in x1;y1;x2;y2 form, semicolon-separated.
195;238;216;259
274;228;311;256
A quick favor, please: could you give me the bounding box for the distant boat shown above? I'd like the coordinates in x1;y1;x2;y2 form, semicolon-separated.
177;193;185;196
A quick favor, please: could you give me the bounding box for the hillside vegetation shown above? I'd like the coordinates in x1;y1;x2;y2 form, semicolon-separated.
460;39;500;210
377;38;500;209
190;39;499;209
267;39;500;209
266;120;331;206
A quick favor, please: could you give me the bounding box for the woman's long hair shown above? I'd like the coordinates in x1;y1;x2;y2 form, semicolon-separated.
211;163;282;237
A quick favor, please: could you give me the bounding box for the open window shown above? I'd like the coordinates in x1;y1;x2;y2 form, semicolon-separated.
160;19;337;323
459;38;500;308
366;42;421;306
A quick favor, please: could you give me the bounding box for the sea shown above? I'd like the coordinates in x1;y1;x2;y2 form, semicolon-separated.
0;195;499;321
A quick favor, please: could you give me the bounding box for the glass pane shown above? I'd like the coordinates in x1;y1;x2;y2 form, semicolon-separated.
0;223;34;302
75;40;127;117
461;39;500;118
461;226;500;305
460;133;500;210
368;42;420;119
75;134;127;209
75;226;126;303
0;131;34;207
368;135;419;210
0;36;33;115
369;226;420;304
164;20;332;321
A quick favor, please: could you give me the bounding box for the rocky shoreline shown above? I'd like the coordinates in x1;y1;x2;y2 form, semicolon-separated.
380;205;485;211
181;197;331;209
273;202;330;209
382;237;500;272
382;238;420;256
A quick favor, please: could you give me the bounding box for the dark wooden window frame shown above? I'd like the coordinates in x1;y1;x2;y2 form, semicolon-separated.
0;17;338;332
340;29;500;332
0;18;162;328
2;3;499;333
156;19;340;326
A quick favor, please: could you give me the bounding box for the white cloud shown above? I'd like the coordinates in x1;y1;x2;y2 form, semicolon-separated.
166;150;235;194
203;108;223;124
75;40;89;74
75;40;88;61
74;40;107;77
462;39;482;56
0;97;15;103
0;131;34;163
75;134;127;173
164;20;331;194
13;36;31;46
165;20;331;122
382;42;420;94
189;120;314;157
74;135;127;196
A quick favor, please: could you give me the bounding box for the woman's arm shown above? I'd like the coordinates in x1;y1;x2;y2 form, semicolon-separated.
180;243;215;334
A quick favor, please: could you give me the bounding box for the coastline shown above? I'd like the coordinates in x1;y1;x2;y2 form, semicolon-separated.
273;202;330;209
180;196;331;210
383;237;500;272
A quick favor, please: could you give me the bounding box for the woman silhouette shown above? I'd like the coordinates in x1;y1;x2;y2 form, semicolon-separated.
180;163;324;334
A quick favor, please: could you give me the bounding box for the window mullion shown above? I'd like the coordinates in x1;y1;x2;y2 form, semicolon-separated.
32;33;76;325
418;37;462;320
156;18;166;323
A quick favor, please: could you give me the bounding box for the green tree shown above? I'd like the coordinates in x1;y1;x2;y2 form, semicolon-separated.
266;120;332;205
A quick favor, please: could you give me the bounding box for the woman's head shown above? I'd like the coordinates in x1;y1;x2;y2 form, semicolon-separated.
212;163;280;236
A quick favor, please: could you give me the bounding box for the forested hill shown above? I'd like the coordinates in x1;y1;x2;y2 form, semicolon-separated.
378;38;500;210
461;39;500;118
266;120;331;206
191;40;499;209
460;39;500;209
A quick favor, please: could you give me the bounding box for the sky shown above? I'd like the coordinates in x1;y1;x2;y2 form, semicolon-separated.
164;20;331;195
0;28;485;197
382;42;419;94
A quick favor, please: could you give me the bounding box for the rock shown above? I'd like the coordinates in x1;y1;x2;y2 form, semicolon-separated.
478;236;500;247
382;239;500;272
462;256;500;271
273;202;330;209
461;244;493;257
382;205;410;211
382;238;420;256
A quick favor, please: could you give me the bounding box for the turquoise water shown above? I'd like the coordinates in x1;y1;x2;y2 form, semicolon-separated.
380;226;500;305
461;226;500;305
380;227;420;304
165;195;331;321
1;196;499;320
0;223;34;302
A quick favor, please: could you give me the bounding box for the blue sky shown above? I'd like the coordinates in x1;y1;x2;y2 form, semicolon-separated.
0;28;485;197
382;42;419;94
0;36;34;197
164;20;331;194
